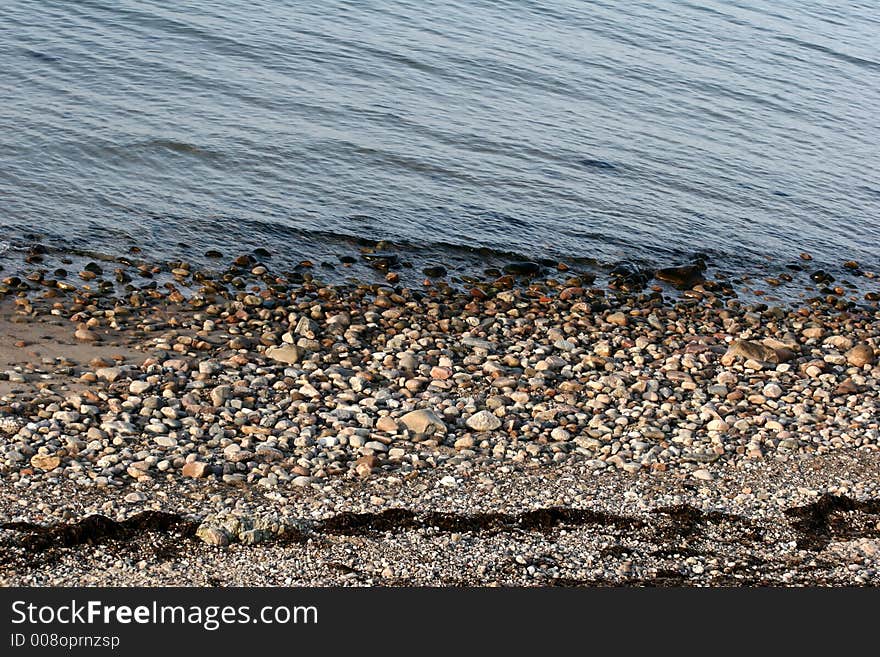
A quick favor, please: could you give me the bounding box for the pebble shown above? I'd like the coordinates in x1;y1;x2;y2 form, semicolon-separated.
607;312;628;326
182;461;210;478
847;344;875;367
399;409;447;435
466;410;502;432
129;381;151;395
763;383;784;399
30;454;61;471
376;416;399;433
265;344;300;364
96;367;122;382
196;525;230;547
210;385;232;407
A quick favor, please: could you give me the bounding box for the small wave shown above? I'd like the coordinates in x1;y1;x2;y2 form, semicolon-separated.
579;158;616;171
137;139;214;156
775;35;880;72
23;49;60;63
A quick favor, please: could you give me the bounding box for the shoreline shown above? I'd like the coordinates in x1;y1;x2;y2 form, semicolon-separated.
1;248;878;585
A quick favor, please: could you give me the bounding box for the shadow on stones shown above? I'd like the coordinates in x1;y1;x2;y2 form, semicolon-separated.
785;494;880;551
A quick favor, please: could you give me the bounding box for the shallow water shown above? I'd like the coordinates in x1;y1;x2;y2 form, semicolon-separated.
1;0;879;279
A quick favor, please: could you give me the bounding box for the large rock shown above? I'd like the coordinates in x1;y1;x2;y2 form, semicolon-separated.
129;381;151;395
654;264;705;289
720;340;790;366
376;416;399;433
182;461;210;478
210;385;232;407
30;454;61;471
606;312;628;327
399;409;446;435
265;344;300;365
0;416;24;435
465;410;502;432
847;344;875;367
96;367;123;382
74;326;101;342
196;525;230;547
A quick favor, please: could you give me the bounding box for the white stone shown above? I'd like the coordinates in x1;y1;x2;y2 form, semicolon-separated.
763;383;783;399
466;410;502;432
129;381;151;395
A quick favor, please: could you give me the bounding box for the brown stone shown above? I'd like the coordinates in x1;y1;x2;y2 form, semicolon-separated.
430;366;453;380
607;312;628;326
654;264;705;289
30;454;61;471
846;343;875;368
720;340;785;366
74;327;100;342
559;286;584;301
834;378;862;396
376;416;399;433
355;454;379;477
182;461;210;478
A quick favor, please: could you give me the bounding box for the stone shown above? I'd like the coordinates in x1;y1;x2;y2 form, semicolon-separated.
129;381;151;395
256;444;284;463
654;263;705;289
398;353;417;371
399;409;446;435
720;340;782;366
692;469;714;481
196;525;230;547
30;454;61;471
461;336;495;351
846;344;875;367
75;327;100;342
763;383;783;399
124;492;145;503
430;366;453;380
454;436;475;449
706;419;730;432
466;410;502;432
376;416;399;433
96;367;122;382
607;312;628;326
550;427;571;441
559;286;584;301
355;454;378;477
0;416;23;435
265;344;300;364
210;385;232;407
182;461;210;478
824;335;853;351
834;378;862;395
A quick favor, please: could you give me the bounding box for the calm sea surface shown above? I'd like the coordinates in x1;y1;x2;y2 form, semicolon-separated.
1;0;878;280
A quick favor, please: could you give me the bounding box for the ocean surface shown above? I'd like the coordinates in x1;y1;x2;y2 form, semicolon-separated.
1;0;879;283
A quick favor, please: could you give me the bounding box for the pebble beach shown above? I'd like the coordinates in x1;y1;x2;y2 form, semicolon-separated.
1;245;879;586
